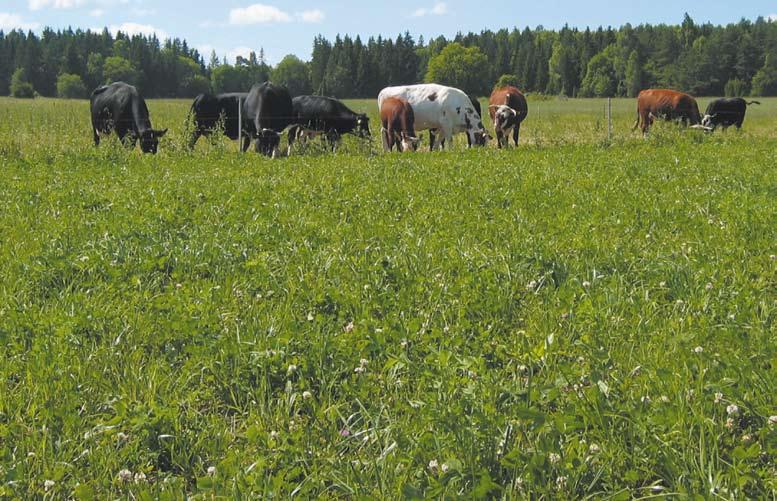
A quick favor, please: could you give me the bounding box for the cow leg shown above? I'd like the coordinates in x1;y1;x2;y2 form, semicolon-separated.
495;130;504;149
326;131;339;151
429;130;436;152
513;123;521;147
93;128;101;146
287;126;298;155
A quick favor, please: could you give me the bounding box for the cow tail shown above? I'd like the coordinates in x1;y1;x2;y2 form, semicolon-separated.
632;110;641;131
746;101;761;106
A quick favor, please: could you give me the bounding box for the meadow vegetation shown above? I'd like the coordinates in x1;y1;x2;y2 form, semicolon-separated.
0;97;775;498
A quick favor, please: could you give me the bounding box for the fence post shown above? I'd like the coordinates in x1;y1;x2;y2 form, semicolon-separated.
238;97;243;153
607;97;612;141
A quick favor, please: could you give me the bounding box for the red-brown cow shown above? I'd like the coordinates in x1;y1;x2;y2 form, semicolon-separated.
380;96;420;152
488;86;528;148
633;89;704;133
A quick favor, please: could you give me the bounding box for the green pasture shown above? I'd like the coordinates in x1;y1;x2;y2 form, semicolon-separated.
0;97;775;499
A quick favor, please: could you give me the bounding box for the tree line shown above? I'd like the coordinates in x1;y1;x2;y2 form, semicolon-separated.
2;15;776;100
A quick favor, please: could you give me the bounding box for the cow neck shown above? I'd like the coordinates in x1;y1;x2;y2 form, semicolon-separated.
131;96;152;135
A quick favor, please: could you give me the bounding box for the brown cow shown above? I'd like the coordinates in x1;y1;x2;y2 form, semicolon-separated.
380;97;420;152
633;89;705;134
488;86;528;148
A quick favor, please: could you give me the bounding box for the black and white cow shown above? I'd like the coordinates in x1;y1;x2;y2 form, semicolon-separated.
90;81;167;153
188;92;251;150
242;82;294;157
378;84;489;151
701;98;760;131
288;95;370;151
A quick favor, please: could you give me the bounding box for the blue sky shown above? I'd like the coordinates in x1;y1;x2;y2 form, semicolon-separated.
1;0;775;64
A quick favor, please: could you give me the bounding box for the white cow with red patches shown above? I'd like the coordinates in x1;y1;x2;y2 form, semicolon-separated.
378;84;488;150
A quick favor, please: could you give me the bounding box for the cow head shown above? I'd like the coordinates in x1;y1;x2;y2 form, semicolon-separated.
260;128;283;157
400;132;421;152
462;107;489;148
140;128;167;154
355;114;371;138
490;105;519;132
701;114;717;128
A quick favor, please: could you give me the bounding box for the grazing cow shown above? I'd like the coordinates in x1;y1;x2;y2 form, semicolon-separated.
633;89;703;134
378;84;489;151
188;92;251;150
380;97;420;152
430;94;486;149
90;81;167;153
701;98;760;131
287;95;370;152
488;86;529;148
242;82;293;157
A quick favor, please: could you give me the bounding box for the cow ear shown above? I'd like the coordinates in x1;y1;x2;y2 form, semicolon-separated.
156;128;168;137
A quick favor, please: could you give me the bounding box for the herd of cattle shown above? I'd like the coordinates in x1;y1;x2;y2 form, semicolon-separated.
89;81;760;155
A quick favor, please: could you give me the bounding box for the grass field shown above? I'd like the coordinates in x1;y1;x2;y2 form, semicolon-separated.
0;96;775;499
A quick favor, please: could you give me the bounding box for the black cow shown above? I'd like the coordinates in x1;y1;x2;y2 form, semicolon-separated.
188;92;251;150
287;95;370;151
242;82;294;157
429;94;487;149
701;98;760;131
90;82;167;153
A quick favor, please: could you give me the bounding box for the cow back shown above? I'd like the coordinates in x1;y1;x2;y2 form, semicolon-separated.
489;86;528;122
244;82;293;133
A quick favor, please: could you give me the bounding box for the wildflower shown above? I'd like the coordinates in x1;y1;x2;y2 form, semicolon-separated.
770;255;776;260
589;443;601;455
728;314;735;320
116;432;128;442
659;281;667;288
676;299;685;306
714;392;723;404
206;466;216;477
134;472;147;483
287;364;297;376
725;417;736;430
44;480;55;491
693;346;704;354
428;459;439;473
768;416;777;428
339;428;351;437
307;312;314;321
659;395;670;403
302;391;313;400
441;463;450;473
354;366;366;374
726;404;739;416
582;280;591;288
270;430;279;439
359;358;369;367
549;453;561;464
118;469;133;483
527;280;537;291
556;476;567;490
741;434;753;445
344;321;355;333
175;283;182;289
641;395;651;405
705;283;713;291
400;339;408;348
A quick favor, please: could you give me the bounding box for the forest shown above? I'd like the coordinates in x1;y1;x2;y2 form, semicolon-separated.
1;14;776;99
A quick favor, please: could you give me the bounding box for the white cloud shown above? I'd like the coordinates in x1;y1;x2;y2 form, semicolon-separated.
767;13;777;22
89;8;104;16
29;0;87;11
297;9;324;23
229;4;291;25
412;2;448;17
108;22;167;39
0;12;40;30
132;7;156;16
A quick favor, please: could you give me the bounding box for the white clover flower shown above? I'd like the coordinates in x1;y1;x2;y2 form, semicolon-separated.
344;321;355;333
768;416;777;427
659;281;666;288
676;299;685;306
441;463;449;473
134;472;147;483
741;434;753;444
118;469;133;483
693;346;704;354
726;404;739;416
527;280;537;291
556;476;567;490
307;312;314;321
770;255;776;260
659;395;670;403
359;358;369;367
302;391;313;400
641;395;651;404
400;340;408;348
287;364;297;376
44;480;55;491
428;459;439;472
582;280;591;288
705;283;713;291
354;366;366;374
270;430;279;439
728;314;736;320
714;392;723;404
725;417;736;430
589;443;601;455
207;466;216;477
549;453;561;464
116;432;128;442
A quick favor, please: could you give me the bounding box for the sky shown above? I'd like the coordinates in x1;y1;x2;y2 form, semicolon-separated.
1;0;775;64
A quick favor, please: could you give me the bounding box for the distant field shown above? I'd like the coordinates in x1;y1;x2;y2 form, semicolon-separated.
0;97;775;498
